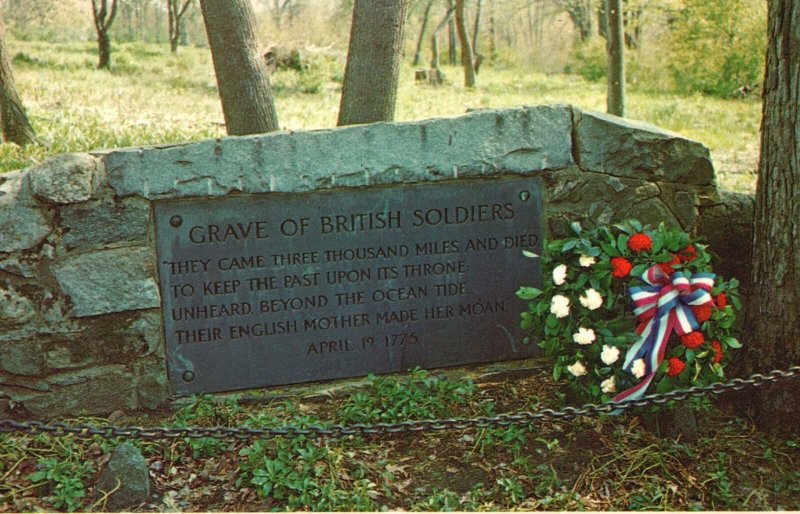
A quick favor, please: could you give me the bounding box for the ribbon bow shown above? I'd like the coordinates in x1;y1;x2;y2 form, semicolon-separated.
613;266;715;404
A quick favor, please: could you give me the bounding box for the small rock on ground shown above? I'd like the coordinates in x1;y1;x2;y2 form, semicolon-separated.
95;442;150;511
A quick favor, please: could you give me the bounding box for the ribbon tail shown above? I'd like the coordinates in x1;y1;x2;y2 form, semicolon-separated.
609;373;656;415
623;319;653;370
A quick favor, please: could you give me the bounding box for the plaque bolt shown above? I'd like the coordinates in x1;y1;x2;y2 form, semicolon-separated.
519;190;530;202
182;370;195;382
169;215;183;228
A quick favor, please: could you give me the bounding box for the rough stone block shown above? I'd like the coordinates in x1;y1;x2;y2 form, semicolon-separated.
50;247;160;317
136;361;170;410
29;153;97;204
0;170;52;252
545;168;660;208
18;365;137;416
543;169;675;238
574;110;715;186
0;256;37;278
697;190;754;292
0;285;36;328
45;347;86;370
0;339;44;376
124;312;163;357
60;197;150;251
103;105;574;199
633;197;681;228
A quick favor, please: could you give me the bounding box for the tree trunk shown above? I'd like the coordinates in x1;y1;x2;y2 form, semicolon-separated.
488;0;496;62
566;0;593;41
98;31;111;69
605;0;625;116
534;1;544;48
0;16;36;146
623;0;641;50
139;0;146;42
597;1;608;38
413;0;434;66
199;0;279;135
155;2;163;43
471;0;482;58
447;0;457;65
168;3;177;52
429;7;454;85
525;3;533;46
454;0;475;87
431;33;440;70
743;0;800;431
92;0;117;69
337;0;409;126
168;0;193;53
124;2;133;41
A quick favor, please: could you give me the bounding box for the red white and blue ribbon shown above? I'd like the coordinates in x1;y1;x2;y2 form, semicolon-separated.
613;266;715;404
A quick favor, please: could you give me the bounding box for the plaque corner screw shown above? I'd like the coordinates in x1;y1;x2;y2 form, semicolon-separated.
182;370;195;382
169;215;183;228
519;190;530;202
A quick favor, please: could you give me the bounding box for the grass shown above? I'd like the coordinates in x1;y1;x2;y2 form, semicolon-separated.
1;365;798;511
2;39;760;192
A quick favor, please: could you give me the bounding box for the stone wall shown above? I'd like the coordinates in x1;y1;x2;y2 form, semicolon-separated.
0;105;721;417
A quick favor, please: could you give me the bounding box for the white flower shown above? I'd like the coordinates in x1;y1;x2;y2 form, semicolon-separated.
579;254;596;267
567;361;587;377
601;345;620;365
550;294;570;318
601;376;617;394
552;264;567;285
631;358;647;379
579;288;603;310
572;327;596;345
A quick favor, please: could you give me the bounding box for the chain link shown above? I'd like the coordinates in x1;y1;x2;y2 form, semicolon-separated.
1;366;798;441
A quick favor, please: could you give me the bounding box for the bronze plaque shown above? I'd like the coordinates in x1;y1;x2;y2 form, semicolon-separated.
154;177;542;394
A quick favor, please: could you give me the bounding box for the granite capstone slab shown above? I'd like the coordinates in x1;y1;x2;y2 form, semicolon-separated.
103;105;574;199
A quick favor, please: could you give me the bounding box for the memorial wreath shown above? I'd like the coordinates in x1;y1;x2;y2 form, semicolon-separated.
517;220;741;405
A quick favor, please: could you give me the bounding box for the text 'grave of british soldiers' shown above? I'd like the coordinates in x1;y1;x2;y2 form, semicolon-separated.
155;178;543;394
0;105;721;415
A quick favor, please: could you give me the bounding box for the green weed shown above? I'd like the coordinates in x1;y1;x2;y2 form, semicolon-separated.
337;368;475;423
238;435;380;511
411;487;462;511
27;456;92;512
496;476;526;504
234;400;383;511
474;425;528;458
704;452;736;509
171;394;240;458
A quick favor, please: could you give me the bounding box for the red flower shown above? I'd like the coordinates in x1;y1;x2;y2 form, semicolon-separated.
610;257;633;278
679;244;698;263
691;303;713;323
628;233;652;253
711;340;723;364
667;357;685;377
680;331;705;350
658;254;681;276
715;293;727;309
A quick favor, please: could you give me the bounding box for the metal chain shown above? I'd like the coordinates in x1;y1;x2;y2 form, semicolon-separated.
1;366;798;441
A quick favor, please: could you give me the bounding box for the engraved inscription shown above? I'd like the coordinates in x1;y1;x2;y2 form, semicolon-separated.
154;177;543;394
